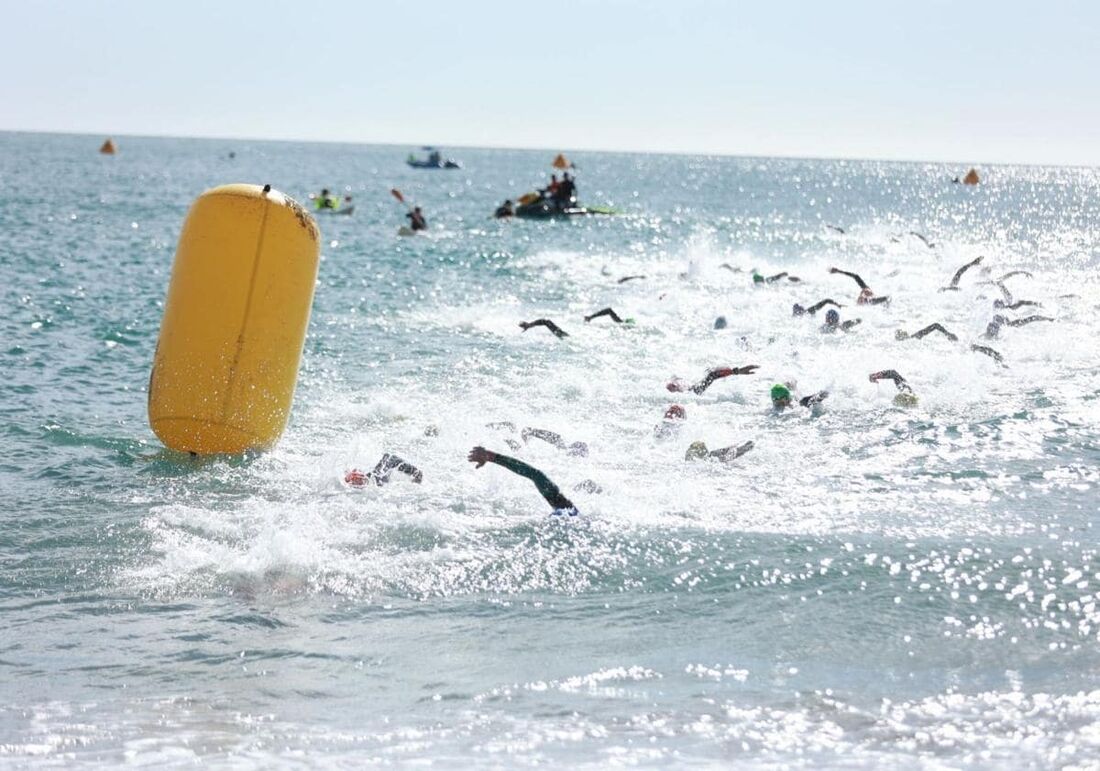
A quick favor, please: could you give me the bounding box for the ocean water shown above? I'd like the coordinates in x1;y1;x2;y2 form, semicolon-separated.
1;131;1099;768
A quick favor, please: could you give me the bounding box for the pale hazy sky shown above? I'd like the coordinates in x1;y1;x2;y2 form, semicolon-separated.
2;0;1098;166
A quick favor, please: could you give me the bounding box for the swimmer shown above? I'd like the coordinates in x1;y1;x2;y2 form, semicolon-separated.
667;365;760;394
714;316;728;329
345;453;423;487
821;308;861;333
829;267;891;305
521;427;589;457
869;369;918;407
684;439;755;463
584;307;633;324
992;280;1042;310
792;299;844;316
654;404;686;440
467;446;578;515
719;263;743;272
909;231;935;249
519;318;569;338
939;256;983;292
970;344;1006;365
770;383;828;411
753;270;801;284
895;323;958;342
983;314;1054;339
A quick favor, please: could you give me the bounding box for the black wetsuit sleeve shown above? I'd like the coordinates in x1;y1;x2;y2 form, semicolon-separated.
585;307;623;323
949;257;982;287
522;428;565;448
870;370;911;391
1006;315;1053;327
689;368;731;395
806;299;841;314
491;453;574;510
832;269;869;289
799;391;829;407
520;319;569;338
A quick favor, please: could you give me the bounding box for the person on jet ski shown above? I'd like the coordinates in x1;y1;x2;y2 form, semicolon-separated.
555;172;577;208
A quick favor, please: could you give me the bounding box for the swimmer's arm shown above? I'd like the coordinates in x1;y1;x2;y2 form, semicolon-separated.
799;391;829;407
829;267;869;289
617;275;646;284
840;319;862;332
521;427;565;448
689;365;761;394
970;344;1005;365
912;323;958;341
764;272;788;283
370;453;423;484
467;446;574;510
806;299;843;314
948;256;983;287
869;370;911;392
1006;315;1054;327
999;270;1033;281
1003;300;1042;310
710;441;755;461
519;319;569;338
584;307;624;323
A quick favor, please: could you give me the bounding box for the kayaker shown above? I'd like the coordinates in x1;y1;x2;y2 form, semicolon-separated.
315;188;338;210
406;206;428;231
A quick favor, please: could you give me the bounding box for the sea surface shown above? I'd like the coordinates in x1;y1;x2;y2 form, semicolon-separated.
1;132;1099;768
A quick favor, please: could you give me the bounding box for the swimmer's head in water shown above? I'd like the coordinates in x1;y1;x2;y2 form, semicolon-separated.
567;441;589;457
893;392;919;408
857;288;874;304
344;469;369;487
666;378;687;393
752;271;764;284
825;309;840;325
770;383;792;407
792;304;806;316
665;404;686;420
714;316;728;330
685;441;709;460
895;329;910;340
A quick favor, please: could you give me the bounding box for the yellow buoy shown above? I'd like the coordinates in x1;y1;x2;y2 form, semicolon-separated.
148;184;320;454
100;138;117;155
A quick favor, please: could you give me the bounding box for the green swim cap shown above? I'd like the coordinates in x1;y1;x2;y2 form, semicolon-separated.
752;271;765;284
685;441;709;460
625;317;636;325
771;384;791;402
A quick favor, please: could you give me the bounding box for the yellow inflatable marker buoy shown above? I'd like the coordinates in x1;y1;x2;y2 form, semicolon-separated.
99;138;117;155
148;184;320;454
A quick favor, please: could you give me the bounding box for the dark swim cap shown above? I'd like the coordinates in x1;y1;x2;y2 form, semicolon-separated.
714;316;728;329
825;309;840;324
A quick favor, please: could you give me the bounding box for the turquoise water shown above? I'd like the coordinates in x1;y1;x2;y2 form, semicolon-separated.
2;131;1100;767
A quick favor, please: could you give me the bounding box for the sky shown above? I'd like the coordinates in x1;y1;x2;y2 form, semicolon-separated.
2;0;1099;166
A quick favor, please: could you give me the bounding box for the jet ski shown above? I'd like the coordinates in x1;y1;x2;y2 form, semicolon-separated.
406;148;461;169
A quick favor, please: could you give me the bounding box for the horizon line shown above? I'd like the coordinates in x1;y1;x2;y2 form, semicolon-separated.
2;126;1095;173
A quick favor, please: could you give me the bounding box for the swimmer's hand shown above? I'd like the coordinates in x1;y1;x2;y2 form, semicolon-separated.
468;446;494;468
732;364;760;375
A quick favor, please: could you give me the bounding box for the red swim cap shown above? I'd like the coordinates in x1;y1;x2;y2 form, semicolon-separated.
665;404;686;420
344;469;367;487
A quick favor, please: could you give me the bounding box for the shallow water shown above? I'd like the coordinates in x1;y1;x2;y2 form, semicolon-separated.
1;132;1099;767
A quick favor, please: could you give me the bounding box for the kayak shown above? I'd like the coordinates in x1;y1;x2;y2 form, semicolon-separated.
315;206;354;216
406;158;461;169
397;226;418;237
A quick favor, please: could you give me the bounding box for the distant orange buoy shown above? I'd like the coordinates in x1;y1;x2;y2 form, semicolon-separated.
963;168;980;185
99;138;117;155
552;153;571;170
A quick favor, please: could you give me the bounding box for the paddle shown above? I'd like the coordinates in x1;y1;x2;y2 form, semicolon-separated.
390;188;410;210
